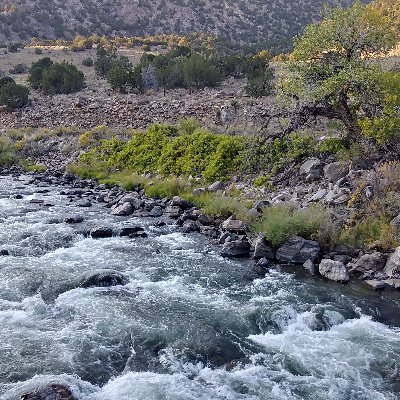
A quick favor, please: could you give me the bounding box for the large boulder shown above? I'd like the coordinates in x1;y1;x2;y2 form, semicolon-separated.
90;226;113;238
319;259;349;282
165;206;183;218
384;247;400;278
323;162;349;183
299;158;322;181
221;239;251;258
119;227;145;237
221;217;247;234
253;234;275;260
81;271;128;288
208;181;225;192
170;196;190;209
349;252;384;275
21;384;77;400
276;236;321;264
111;202;134;216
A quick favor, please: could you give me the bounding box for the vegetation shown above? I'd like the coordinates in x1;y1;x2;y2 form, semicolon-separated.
0;77;29;112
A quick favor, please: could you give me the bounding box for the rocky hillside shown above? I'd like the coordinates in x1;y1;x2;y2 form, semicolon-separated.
1;0;361;50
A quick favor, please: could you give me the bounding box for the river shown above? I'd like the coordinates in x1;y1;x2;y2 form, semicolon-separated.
0;174;399;400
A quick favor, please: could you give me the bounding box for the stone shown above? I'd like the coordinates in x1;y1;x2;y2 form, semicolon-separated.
324;188;350;205
323;162;349;183
21;384;77;400
384;279;400;290
221;217;247;234
256;258;269;269
81;271;128;288
119;227;145;237
208;181;225;192
193;187;207;196
350;252;384;274
253;234;275;260
221;239;251;258
90;226;113;239
149;206;163;217
309;189;327;202
76;199;92;208
390;214;400;230
303;259;316;275
170;196;190;209
198;213;214;226
165;206;183;218
276;236;321;264
64;215;84;224
129;231;148;238
364;280;389;291
111;202;134;216
300;158;322;179
182;220;200;233
384;247;400;278
254;200;270;212
0;249;9;256
319;259;349;282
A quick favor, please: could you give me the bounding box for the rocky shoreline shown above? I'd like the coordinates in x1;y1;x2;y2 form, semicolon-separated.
2;166;400;294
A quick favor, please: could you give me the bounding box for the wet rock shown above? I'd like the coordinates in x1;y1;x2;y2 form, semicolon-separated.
90;226;113;238
253;234;275;260
197;213;213;226
165;205;183;219
300;158;322;180
14;194;23;199
276;236;321;264
129;230;148;238
364;280;389;291
170;196;190;209
319;259;349;282
119;227;145;237
384;247;400;278
208;181;225;192
323;162;349;183
221;239;251;258
350;252;384;275
219;232;238;244
30;199;44;204
182;220;200;233
303;259;316;275
221;216;247;234
0;249;9;256
149;206;163;217
256;258;269;269
21;384;77;400
64;215;84;224
76;199;92;208
81;271;128;288
384;279;400;290
111;202;134;216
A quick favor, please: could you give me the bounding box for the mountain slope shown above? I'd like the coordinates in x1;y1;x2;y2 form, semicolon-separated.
1;0;361;49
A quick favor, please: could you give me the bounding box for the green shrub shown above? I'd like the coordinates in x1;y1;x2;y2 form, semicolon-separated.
82;57;94;67
0;137;17;166
253;204;338;247
34;48;43;55
320;138;345;154
41;62;85;95
0;82;29;111
28;57;54;89
9;63;28;74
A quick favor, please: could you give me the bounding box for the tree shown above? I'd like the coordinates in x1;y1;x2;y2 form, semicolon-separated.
182;53;221;90
41;63;85;95
278;2;398;144
0;82;29;111
28;57;54;89
106;65;129;92
243;51;274;98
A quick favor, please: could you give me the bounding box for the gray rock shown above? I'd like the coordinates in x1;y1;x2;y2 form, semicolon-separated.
253;234;275;259
90;226;113;238
323;162;349;183
208;181;225;192
119;227;145;237
221;240;251;258
364;280;389;291
384;247;400;278
303;259;316;275
21;384;77;400
276;236;321;264
165;205;183;218
64;215;84;224
319;259;349;282
182;220;200;233
149;206;163;217
254;200;270;212
81;271;128;288
384;279;400;290
390;214;400;230
300;158;322;176
76;199;92;208
170;196;190;209
350;252;384;274
324;188;350;205
310;189;327;202
256;258;269;269
221;216;247;234
111;202;134;216
198;213;214;226
193;187;207;196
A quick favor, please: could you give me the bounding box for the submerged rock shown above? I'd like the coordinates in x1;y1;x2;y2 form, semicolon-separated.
119;226;145;237
21;384;77;400
319;259;349;282
64;215;84;224
276;236;321;264
90;225;113;238
81;271;128;288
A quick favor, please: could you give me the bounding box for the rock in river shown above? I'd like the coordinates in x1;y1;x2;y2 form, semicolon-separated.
319;259;349;282
276;236;321;264
21;384;77;400
90;225;113;238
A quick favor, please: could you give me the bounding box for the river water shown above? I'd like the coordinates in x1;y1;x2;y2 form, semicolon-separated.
0;174;400;400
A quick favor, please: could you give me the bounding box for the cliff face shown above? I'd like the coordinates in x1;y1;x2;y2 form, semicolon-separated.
0;0;359;48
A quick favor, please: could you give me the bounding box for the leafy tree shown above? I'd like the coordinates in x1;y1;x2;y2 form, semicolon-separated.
28;57;54;89
0;76;16;88
0;82;29;111
244;51;274;97
278;2;398;144
106;65;129;92
182;53;221;89
41;63;85;95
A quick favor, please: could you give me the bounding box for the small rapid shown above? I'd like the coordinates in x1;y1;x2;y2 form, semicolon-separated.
0;174;400;400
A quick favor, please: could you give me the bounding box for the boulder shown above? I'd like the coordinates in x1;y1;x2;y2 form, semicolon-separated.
221;239;251;258
0;249;9;256
319;259;349;282
111;202;134;216
129;230;148;238
198;213;214;226
303;259;316;275
90;226;113;239
165;206;183;219
390;214;400;230
300;158;322;180
384;247;400;278
221;217;247;234
256;258;269;269
21;384;77;400
253;234;275;260
350;252;384;274
64;215;84;224
76;199;92;208
254;200;270;213
276;236;321;264
119;227;145;237
149;206;163;217
170;196;190;209
364;280;389;291
81;271;128;288
384;279;400;290
208;181;225;192
323;162;349;183
182;220;200;233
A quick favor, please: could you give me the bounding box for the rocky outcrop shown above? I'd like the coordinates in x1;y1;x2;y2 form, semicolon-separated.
319;259;349;282
276;236;321;264
349;252;385;275
384;247;400;278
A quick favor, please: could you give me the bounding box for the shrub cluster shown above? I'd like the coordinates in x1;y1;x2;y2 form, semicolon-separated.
28;58;85;95
0;77;29;112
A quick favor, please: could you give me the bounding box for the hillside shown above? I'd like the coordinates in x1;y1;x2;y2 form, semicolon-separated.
1;0;360;51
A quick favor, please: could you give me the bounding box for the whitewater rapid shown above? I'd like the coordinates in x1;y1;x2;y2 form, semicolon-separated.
0;174;399;400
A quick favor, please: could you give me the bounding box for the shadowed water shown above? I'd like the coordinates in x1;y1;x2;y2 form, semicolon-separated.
0;175;399;400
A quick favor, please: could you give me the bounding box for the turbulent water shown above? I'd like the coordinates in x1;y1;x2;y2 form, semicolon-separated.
1;174;400;400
